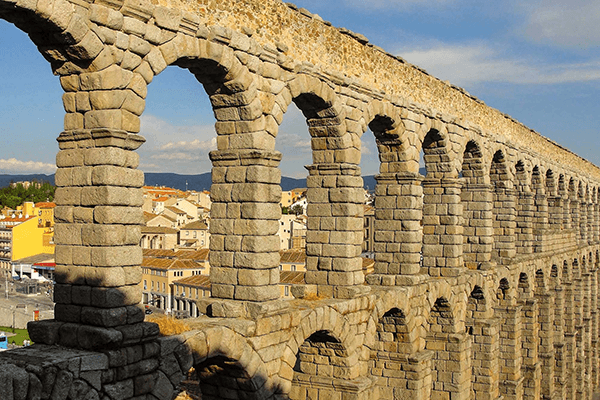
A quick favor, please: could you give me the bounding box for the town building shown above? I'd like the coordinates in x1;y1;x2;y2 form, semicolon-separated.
11;253;55;281
279;249;306;272
179;220;209;249
172;274;211;317
362;205;375;258
140;248;210;313
140;226;178;250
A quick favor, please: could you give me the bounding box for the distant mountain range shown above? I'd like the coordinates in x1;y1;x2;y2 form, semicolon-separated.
0;173;383;192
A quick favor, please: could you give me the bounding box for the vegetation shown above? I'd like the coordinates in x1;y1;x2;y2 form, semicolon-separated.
291;204;304;216
146;314;190;336
0;326;31;346
0;181;55;209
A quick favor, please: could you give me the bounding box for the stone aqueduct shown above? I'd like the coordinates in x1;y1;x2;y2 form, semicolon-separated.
0;0;600;399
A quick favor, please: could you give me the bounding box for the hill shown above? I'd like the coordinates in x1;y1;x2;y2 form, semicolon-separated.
0;172;388;192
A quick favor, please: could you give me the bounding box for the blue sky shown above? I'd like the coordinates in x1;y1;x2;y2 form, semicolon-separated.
0;0;599;178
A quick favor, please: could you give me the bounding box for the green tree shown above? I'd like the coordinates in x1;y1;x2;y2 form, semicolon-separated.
291;204;304;216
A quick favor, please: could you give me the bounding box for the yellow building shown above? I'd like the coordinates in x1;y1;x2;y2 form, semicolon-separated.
11;216;55;261
140;248;209;313
0;202;56;271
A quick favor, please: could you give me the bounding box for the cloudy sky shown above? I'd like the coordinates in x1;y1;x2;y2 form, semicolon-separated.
0;0;598;178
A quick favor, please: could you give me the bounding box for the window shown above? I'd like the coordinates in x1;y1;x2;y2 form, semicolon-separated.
279;265;283;271
151;281;154;290
285;286;289;296
163;282;165;292
144;280;147;290
292;265;296;272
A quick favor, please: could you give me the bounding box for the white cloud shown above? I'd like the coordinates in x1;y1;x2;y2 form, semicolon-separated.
399;42;600;86
0;158;56;174
160;138;216;151
138;114;216;173
521;0;600;49
361;140;374;155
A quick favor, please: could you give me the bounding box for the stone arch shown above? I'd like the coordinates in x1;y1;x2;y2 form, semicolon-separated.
365;102;422;284
126;35;286;303
420;123;462;277
285;74;350;149
467;284;500;399
546;169;562;228
535;268;547;294
490;149;516;260
365;290;416;351
461;140;493;270
426;296;471;398
173;326;274;400
515;161;534;255
369;307;419;399
289;327;360;399
282;306;362;398
284;74;364;298
497;277;513;304
0;0;104;68
461;140;486;183
427;297;456;334
518;272;531;298
363;99;407;174
420;123;453;179
532;166;549;252
423;279;466;333
545;169;557;196
578;181;589;243
467;285;490;321
147;37;265;149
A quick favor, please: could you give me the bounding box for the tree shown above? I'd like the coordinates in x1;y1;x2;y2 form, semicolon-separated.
0;181;55;209
291;204;304;216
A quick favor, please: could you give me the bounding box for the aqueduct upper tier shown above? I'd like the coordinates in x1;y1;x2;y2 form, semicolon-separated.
0;0;599;399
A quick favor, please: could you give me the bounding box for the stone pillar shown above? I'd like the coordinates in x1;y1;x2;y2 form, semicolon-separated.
422;178;463;277
496;303;524;400
547;195;563;230
470;318;501;400
570;195;580;246
562;193;572;230
29;128;158;351
591;266;599;388
521;298;541;400
460;183;494;270
304;163;366;299
563;271;577;400
580;198;589;245
593;201;600;243
367;172;423;286
583;270;593;399
492;186;516;262
208;149;282;304
427;333;472;399
587;201;594;245
536;292;555;399
573;267;585;399
533;186;548;253
553;286;566;399
516;191;534;255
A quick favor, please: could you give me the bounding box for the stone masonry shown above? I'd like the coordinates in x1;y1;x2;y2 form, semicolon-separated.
0;0;600;399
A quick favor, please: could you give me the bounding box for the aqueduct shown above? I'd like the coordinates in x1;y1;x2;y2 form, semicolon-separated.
0;0;600;399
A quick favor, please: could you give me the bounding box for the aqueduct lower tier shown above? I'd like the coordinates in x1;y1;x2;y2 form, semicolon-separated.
1;0;600;398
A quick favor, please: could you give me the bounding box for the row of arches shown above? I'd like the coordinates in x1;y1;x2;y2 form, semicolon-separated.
168;249;600;400
3;0;599;302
